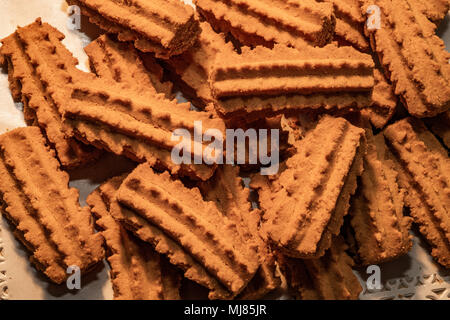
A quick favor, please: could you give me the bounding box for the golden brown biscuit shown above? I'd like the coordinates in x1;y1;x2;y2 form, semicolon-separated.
0;19;100;168
364;0;450;117
384;118;450;268
194;0;335;48
163;22;235;108
67;0;200;58
110;163;260;299
110;194;231;299
0;127;104;283
198;165;280;299
254;116;366;259
279;236;362;300
362;68;398;129
61;77;225;181
210;44;374;120
87;175;182;300
349;130;412;265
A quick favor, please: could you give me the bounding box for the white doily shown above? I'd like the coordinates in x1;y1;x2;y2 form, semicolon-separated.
357;235;450;300
360;273;450;300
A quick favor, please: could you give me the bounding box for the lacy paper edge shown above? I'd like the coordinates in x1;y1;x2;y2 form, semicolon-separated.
358;235;450;300
360;273;450;300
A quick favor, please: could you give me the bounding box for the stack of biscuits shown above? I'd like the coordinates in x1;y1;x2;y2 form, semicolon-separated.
0;0;448;300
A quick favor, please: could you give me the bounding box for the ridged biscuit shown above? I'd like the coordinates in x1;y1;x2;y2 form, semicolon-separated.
87;175;181;300
0;19;100;168
0;127;104;283
364;0;450;117
195;0;335;47
349;130;412;265
384;118;450;268
279;236;362;300
68;0;200;58
61;78;224;181
111;163;260;299
210;44;374;120
257;116;366;258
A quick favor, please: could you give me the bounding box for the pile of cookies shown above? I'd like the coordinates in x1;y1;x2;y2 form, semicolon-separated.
0;0;448;300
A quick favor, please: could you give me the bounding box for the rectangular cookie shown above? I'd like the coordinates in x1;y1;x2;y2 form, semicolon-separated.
0;127;104;283
256;116;365;259
383;117;450;268
110;163;260;299
194;0;335;48
363;0;450;117
210;44;374;120
349;130;412;265
87;175;181;300
0;18;100;168
278;236;362;300
68;0;200;58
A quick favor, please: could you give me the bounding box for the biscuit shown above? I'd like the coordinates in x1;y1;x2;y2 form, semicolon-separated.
67;0;200;58
0;19;100;168
87;175;181;300
194;0;335;48
110;193;231;299
61;78;225;181
384;118;450;268
256;116;365;258
0;127;104;283
364;0;450;117
349;130;412;265
111;163;260;299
